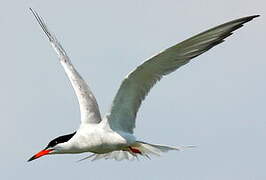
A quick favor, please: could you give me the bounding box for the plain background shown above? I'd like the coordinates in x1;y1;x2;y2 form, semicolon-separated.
0;0;265;179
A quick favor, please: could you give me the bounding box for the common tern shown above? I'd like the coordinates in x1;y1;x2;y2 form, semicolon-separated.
28;8;259;161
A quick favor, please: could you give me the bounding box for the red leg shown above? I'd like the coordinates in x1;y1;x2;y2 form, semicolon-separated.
129;146;142;154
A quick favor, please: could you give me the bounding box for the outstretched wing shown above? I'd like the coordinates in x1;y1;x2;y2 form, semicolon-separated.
106;15;259;133
30;8;101;125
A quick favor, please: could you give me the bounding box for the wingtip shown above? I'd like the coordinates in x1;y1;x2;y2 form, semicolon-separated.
29;7;37;17
253;15;260;18
227;14;260;29
249;15;260;20
29;7;34;13
246;14;260;21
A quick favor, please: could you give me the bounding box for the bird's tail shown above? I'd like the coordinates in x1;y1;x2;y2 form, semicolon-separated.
78;141;194;161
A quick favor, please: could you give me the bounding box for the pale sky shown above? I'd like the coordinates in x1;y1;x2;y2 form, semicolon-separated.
1;0;265;180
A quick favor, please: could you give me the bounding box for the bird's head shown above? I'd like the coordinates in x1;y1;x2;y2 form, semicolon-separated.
28;132;76;162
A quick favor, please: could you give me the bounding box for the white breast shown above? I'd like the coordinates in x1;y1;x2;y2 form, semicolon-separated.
60;123;136;154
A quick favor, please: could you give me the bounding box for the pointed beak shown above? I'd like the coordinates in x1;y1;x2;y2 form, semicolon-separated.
28;149;53;162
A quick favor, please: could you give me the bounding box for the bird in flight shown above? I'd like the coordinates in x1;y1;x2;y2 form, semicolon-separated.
28;8;259;161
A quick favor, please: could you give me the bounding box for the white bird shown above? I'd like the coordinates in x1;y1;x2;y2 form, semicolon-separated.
28;8;259;162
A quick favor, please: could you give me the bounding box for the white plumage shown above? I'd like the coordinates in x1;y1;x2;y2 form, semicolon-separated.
28;8;258;161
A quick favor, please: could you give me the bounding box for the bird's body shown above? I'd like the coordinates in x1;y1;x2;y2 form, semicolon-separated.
59;123;135;154
28;8;259;162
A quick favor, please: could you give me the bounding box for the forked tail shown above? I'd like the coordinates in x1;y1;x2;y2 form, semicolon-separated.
78;141;193;161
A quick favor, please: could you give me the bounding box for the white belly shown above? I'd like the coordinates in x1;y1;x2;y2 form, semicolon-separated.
61;124;136;154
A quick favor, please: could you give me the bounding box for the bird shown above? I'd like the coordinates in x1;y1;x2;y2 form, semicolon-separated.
28;8;259;162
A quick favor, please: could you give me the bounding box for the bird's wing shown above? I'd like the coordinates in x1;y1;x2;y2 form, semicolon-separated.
30;8;101;125
106;15;259;133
